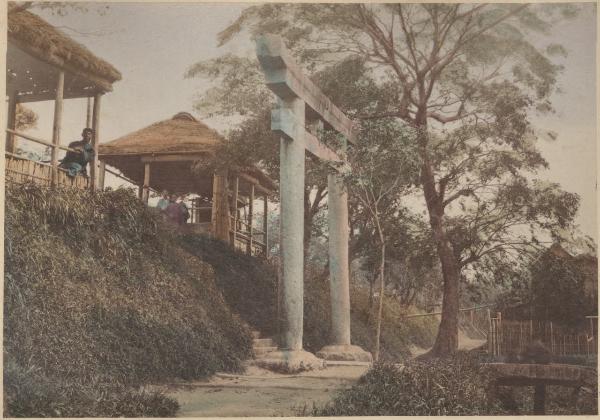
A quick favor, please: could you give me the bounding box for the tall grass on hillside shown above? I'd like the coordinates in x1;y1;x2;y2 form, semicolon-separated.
304;271;439;360
182;236;438;360
180;234;279;336
4;184;253;416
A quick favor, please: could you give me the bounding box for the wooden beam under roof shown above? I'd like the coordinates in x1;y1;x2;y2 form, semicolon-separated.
140;153;208;163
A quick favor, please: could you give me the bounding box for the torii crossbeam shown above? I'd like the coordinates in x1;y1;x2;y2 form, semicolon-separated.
257;35;371;369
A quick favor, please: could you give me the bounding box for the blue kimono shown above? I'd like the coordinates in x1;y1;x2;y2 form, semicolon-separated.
60;140;95;177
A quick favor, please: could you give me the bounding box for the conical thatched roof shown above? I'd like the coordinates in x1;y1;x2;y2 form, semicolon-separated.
99;112;221;155
8;6;121;85
98;113;276;196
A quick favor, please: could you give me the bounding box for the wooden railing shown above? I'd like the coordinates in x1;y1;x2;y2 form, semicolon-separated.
230;214;268;257
5;129;149;194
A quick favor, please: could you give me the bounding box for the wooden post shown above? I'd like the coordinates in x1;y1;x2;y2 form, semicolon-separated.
6;93;18;153
263;193;269;258
211;169;230;241
533;385;546;414
247;183;254;255
86;96;93;128
497;312;502;356
90;93;102;191
550;321;554;354
519;322;523;352
232;176;239;245
487;308;492;355
138;184;143;199
142;162;150;204
51;70;65;187
98;161;106;191
530;319;533;342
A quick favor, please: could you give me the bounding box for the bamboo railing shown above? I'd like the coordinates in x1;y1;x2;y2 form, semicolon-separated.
5;129;150;194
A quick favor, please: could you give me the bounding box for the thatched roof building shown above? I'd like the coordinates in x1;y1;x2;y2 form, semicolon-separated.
7;6;122;102
99;112;276;196
6;5;121;192
99;112;275;256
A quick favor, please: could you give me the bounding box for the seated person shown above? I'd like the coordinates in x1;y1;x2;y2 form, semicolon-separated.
157;190;169;211
59;128;95;177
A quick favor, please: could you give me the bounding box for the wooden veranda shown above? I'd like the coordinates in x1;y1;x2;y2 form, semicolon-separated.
98;112;277;257
5;6;122;189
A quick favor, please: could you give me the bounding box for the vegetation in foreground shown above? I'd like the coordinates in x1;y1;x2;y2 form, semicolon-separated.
4;184;253;417
309;353;598;416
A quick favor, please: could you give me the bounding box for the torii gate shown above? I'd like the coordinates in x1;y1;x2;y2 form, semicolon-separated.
257;35;372;369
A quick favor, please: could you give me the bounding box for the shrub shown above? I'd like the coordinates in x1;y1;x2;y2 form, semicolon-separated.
312;353;506;416
4;358;179;417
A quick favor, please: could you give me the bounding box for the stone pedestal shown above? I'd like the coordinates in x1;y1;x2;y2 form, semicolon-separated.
316;344;373;363
255;349;325;373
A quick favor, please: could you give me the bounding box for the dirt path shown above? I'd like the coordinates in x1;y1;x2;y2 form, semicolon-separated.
163;333;486;417
162;364;369;417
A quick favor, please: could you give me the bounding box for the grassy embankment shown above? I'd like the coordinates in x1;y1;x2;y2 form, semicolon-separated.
4;184;252;416
4;183;438;416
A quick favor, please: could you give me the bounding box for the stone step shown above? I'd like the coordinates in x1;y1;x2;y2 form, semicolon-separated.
253;338;275;348
253;346;278;356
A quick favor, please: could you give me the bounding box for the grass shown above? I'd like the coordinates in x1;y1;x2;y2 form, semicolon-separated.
4;184;253;416
182;235;439;360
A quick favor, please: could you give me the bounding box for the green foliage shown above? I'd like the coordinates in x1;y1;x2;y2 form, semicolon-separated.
311;354;505;416
4;183;253;416
530;249;595;325
214;4;585;354
496;244;597;326
303;273;438;360
176;236;438;360
15;104;37;131
4;357;179;417
180;234;279;336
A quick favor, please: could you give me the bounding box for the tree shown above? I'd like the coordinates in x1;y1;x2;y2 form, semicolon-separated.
185;54;387;259
15;104;37;131
216;3;582;355
341;118;418;360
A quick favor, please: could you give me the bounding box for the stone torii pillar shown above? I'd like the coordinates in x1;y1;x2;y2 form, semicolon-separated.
257;35;371;369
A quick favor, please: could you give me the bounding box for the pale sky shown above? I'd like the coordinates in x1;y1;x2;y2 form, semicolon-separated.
18;2;597;240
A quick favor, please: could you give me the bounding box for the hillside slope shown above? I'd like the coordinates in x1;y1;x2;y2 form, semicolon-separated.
4;184;439;416
4;184;253;416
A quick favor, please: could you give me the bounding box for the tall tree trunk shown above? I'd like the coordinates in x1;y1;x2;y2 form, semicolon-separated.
373;242;386;362
419;127;460;356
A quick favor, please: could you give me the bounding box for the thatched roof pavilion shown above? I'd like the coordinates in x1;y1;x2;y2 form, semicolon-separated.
5;5;122;191
7;6;121;102
99;112;276;257
98;112;276;196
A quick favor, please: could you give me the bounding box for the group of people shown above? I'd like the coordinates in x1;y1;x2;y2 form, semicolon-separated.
157;192;190;226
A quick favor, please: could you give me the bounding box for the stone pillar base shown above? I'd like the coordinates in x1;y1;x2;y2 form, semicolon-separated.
255;350;325;373
316;344;373;363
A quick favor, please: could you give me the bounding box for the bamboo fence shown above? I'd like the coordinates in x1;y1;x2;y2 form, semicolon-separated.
488;314;598;358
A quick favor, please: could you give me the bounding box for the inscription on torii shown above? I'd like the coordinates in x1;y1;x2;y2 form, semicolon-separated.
257;35;371;367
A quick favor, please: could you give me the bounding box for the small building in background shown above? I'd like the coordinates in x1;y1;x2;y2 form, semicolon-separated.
99;112;276;257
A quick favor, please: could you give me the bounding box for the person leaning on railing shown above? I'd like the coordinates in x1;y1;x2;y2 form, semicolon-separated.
59;128;95;178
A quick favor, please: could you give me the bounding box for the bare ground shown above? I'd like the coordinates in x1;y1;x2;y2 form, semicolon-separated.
162;364;369;417
162;332;486;417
